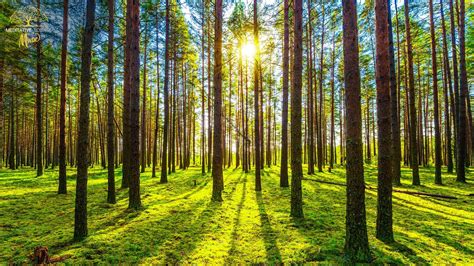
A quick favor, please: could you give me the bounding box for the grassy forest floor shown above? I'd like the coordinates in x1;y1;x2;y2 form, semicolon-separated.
0;163;473;264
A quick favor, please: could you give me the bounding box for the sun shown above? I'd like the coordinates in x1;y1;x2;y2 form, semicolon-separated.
241;42;256;59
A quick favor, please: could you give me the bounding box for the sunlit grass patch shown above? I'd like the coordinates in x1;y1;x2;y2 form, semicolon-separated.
0;164;473;264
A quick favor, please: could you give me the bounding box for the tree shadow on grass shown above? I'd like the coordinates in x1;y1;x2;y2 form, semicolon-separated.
225;175;247;263
392;194;474;225
384;240;430;264
256;192;282;263
160;200;224;263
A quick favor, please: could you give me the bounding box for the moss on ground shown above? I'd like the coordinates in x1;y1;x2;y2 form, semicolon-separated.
0;164;473;264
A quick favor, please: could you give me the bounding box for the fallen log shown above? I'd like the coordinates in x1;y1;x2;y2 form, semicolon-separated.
302;178;458;199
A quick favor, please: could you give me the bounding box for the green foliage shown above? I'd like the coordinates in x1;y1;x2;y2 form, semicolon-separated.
0;165;472;264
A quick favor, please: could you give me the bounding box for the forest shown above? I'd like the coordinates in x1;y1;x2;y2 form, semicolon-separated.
0;0;473;264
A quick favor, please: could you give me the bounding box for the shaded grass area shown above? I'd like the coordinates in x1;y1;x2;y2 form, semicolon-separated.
0;164;473;264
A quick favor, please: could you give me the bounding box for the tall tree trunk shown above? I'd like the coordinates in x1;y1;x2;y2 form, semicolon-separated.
375;0;394;243
141;22;148;174
201;2;206;174
106;0;116;204
229;47;233;168
36;0;43;177
207;8;212;173
280;0;289;187
9;96;15;169
404;0;420;185
440;0;453;173
429;0;442;184
122;0;131;188
0;52;4;168
290;0;303;218
128;0;141;209
152;11;160;178
317;5;326;173
449;0;459;166
388;0;401;185
211;0;224;202
329;33;335;172
457;0;467;182
253;0;261;191
161;0;170;183
58;0;68;193
342;0;371;261
73;0;95;241
306;0;314;175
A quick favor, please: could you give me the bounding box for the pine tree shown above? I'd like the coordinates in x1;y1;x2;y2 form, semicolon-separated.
342;0;371;261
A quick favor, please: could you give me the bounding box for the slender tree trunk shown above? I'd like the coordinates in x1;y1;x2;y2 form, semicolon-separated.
388;0;401;185
229;48;233;168
201;3;206;174
375;0;394;243
211;0;224;202
329;33;335;172
307;0;314;175
253;0;261;191
122;0;131;189
428;0;442;184
207;9;212;173
457;0;467;182
141;22;148;174
152;11;160;178
58;0;68;193
342;0;371;261
280;0;289;187
73;0;95;241
36;0;43;177
317;6;326;173
0;56;3;169
128;0;141;209
161;0;170;183
290;0;303;218
106;0;115;203
404;0;420;185
449;0;459;168
9;96;15;170
440;0;453;173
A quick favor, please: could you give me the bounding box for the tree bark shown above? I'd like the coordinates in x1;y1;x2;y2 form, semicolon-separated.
152;11;160;178
141;22;148;174
290;0;303;218
58;0;68;193
456;0;467;182
161;0;170;184
211;0;224;202
36;0;43;177
449;0;459;169
317;5;326;173
106;0;116;204
121;0;131;189
388;0;401;185
375;0;394;243
280;0;289;188
428;0;442;184
128;0;141;209
440;0;453;173
73;0;95;241
306;0;314;175
342;0;371;261
404;0;420;185
200;2;206;174
253;0;261;192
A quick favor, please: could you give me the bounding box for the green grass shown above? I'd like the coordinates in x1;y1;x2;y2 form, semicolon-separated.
0;163;473;264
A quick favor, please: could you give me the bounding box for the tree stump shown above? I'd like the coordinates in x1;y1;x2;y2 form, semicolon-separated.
33;246;50;264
